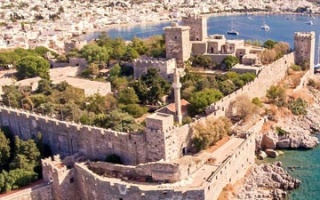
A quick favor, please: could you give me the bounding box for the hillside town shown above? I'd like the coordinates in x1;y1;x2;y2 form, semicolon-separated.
0;0;318;53
0;0;320;200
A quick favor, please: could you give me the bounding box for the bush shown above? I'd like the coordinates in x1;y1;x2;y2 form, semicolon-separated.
191;117;232;152
266;85;286;107
182;116;193;125
291;64;302;71
121;104;148;118
252;97;263;107
105;154;123;164
288;98;308;115
276;126;288;136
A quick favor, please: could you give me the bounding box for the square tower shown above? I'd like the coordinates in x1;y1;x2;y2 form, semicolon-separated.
294;31;315;71
182;14;208;41
164;22;191;67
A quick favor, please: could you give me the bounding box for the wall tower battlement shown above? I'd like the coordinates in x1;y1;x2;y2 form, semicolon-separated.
182;14;208;41
164;22;191;67
294;31;315;71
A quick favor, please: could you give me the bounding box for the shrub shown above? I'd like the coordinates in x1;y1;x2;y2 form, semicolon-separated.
182;116;193;125
276;127;289;136
266;85;286;107
288;98;308;115
191;117;232;152
105;154;123;164
121;104;148;118
252;97;263;107
291;64;302;71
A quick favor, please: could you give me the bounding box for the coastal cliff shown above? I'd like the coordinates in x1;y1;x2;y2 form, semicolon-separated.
222;76;320;200
231;161;300;200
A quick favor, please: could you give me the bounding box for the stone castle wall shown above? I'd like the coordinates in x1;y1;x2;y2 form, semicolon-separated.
133;57;176;81
88;161;181;183
71;131;256;200
204;132;256;199
206;52;295;115
0;184;53;200
0;107;147;165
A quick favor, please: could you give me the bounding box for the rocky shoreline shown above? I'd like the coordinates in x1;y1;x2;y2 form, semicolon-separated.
229;79;320;200
234;161;300;200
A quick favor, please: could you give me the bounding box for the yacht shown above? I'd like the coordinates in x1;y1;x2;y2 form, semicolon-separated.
305;20;313;25
261;24;270;31
227;17;239;35
227;30;239;35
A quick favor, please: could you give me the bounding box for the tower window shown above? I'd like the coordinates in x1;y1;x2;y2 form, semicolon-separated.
175;36;177;39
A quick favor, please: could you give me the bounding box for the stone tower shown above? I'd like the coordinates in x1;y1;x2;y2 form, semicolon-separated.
294;31;315;71
145;113;174;162
173;68;182;124
182;14;208;41
164;22;191;67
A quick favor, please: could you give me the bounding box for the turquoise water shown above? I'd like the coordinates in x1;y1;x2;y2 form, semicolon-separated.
83;15;320;199
263;134;320;200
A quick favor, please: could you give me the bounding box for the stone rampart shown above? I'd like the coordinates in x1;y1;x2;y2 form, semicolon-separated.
133;57;176;81
72;131;255;200
0;184;53;200
204;132;256;199
88;161;180;183
206;53;295;115
0;106;147;165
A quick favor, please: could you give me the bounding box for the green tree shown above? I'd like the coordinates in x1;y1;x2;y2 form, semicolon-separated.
111;38;127;62
36;79;52;95
263;39;277;49
94;109;143;132
133;68;170;105
109;64;121;78
188;88;223;116
218;80;236;95
124;47;139;61
191;55;215;69
130;36;148;55
222;55;239;70
80;43;110;64
0;131;10;170
86;94;107;113
16;55;50;80
1;85;24;108
118;88;139;104
121;104;148;118
10;137;41;171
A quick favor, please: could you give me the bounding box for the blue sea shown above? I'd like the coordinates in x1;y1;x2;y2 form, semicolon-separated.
83;14;320;199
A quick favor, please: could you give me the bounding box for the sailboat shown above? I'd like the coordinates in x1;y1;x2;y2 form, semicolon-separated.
261;15;270;31
227;18;239;35
305;20;313;25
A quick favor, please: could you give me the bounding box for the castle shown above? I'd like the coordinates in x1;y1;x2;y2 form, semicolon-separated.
0;14;316;200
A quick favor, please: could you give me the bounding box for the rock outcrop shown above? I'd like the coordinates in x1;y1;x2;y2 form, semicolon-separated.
233;162;300;200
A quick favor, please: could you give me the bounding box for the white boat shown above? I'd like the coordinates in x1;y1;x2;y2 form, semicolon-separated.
261;15;270;31
305;20;313;25
227;17;239;35
261;24;270;31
